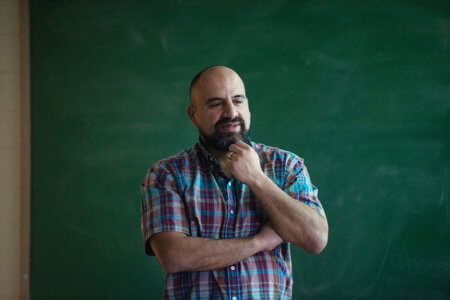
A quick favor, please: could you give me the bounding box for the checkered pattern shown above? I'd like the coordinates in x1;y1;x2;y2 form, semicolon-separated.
141;141;325;299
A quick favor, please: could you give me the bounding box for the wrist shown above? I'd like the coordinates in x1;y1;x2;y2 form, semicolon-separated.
247;171;270;191
249;234;263;253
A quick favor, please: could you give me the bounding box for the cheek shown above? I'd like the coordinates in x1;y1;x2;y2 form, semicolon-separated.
197;113;219;131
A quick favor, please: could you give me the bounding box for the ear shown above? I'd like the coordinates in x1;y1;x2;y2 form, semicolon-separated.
187;105;197;126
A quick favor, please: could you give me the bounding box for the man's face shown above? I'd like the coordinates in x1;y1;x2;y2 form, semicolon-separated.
188;67;251;151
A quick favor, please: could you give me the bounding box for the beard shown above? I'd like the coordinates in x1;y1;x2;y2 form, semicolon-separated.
200;117;251;151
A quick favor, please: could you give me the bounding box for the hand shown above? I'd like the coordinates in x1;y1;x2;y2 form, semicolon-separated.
255;221;283;252
224;140;265;186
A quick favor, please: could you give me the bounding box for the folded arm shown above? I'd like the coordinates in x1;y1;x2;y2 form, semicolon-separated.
226;141;328;254
150;222;282;274
249;176;328;254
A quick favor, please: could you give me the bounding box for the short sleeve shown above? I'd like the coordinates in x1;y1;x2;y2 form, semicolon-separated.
140;164;189;255
282;157;326;219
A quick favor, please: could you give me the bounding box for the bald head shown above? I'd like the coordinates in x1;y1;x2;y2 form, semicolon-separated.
189;66;246;105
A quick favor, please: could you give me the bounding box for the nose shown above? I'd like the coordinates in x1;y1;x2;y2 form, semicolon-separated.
223;100;238;119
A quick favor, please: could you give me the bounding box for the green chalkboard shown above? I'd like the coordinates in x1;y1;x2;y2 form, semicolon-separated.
30;0;449;298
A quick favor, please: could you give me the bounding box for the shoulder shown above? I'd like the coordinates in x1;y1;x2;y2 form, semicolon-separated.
252;142;305;169
142;145;200;186
152;145;198;171
150;146;198;171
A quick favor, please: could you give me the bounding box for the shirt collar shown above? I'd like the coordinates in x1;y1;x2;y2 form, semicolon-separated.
195;138;218;166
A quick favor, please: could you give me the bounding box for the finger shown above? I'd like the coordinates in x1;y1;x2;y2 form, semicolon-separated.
223;158;232;167
234;140;250;149
229;141;252;153
224;151;233;160
228;144;243;154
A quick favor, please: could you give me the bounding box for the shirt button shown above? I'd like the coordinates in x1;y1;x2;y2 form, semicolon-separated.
230;210;234;214
228;182;232;186
230;266;235;271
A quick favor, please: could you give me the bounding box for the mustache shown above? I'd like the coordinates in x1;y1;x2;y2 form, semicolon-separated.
215;117;245;128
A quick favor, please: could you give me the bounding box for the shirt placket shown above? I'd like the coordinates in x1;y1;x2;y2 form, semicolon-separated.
219;177;241;300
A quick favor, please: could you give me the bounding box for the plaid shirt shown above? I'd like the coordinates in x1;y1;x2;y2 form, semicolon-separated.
141;141;325;299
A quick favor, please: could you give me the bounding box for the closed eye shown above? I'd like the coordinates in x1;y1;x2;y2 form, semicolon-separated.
206;97;223;107
233;95;246;104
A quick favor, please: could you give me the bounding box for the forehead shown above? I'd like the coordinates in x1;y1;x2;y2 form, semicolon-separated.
193;69;246;103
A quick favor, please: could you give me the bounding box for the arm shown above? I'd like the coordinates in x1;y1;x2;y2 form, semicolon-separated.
141;163;282;274
150;222;282;274
226;141;328;254
247;174;328;254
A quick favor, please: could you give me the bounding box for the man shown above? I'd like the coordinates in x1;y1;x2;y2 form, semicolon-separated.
141;66;328;299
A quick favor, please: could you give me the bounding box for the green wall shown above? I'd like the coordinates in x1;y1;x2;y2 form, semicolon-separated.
30;1;449;298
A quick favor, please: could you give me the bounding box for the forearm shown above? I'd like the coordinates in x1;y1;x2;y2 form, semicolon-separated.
249;174;328;254
150;232;270;273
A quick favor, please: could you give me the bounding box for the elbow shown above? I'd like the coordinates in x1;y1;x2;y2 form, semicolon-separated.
307;229;328;255
161;260;181;274
299;221;328;255
156;251;183;274
151;239;184;274
150;232;192;274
